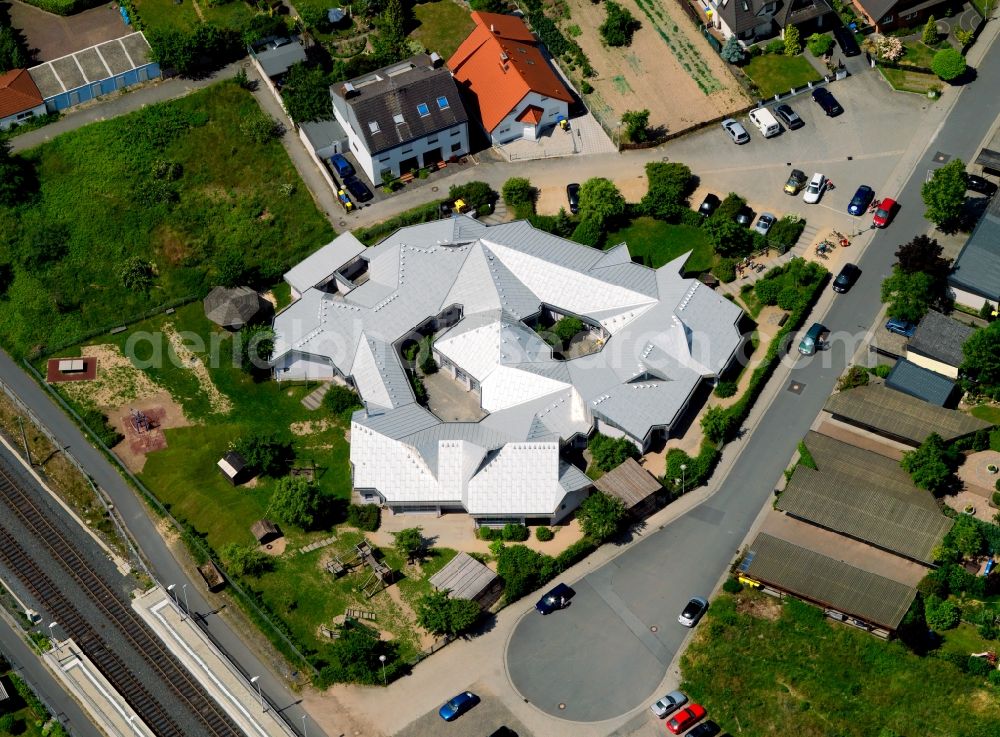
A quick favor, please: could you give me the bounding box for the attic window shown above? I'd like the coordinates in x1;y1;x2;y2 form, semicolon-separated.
393;113;405;125
517;47;527;53
742;0;749;9
417;102;430;117
437;96;450;110
368;121;380;133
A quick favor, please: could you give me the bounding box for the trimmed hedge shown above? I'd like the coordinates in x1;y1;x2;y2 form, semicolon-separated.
20;0;104;15
355;201;443;245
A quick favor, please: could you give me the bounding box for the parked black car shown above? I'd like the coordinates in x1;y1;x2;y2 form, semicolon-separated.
343;176;373;202
966;174;998;197
698;193;721;217
833;263;861;293
812;87;843;117
567;183;581;214
536;583;574;614
832;24;861;56
734;205;753;227
773;103;804;130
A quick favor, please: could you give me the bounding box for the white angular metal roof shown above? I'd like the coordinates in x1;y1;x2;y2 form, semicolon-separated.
273;217;743;517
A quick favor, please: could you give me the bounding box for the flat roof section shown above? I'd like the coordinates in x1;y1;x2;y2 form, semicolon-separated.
741;532;917;631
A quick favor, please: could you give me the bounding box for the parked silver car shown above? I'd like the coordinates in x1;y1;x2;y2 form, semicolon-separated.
721;118;750;144
678;596;709;627
650;690;688;718
754;212;776;235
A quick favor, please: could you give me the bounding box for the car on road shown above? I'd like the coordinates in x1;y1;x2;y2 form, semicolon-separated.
833;263;861;293
735;205;753;227
566;183;580;214
667;704;707;735
536;582;574;614
832;24;861;56
678;596;709;627
774;103;804;130
438;691;478;721
966;174;997;197
330;153;355;179
688;721;722;737
872;197;896;228
650;691;688;718
343;176;373;203
799;322;828;356
885;317;917;337
721;118;750;144
811;87;843;117
803;172;827;204
698;193;721;217
847;184;875;215
784;169;808;195
754;212;776;235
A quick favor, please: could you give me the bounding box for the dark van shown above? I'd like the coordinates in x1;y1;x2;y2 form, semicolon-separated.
798;322;828;356
832;25;861;56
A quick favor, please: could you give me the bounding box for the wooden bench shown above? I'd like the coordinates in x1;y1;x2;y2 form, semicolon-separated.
345;608;376;622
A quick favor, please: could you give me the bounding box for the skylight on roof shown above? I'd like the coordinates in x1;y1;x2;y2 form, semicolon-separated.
417;102;430;117
393;113;405;124
368;121;380;133
437;96;450;110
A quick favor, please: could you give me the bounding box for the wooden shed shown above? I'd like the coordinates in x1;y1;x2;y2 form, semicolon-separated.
593;458;662;518
217;451;251;486
429;552;502;609
251;519;282;545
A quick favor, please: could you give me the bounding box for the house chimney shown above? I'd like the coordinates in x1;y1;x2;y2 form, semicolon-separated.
343;81;357;98
490;23;495;32
429;51;442;68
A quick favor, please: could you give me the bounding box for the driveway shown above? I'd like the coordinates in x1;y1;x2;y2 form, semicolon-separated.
503;31;1000;727
7;0;130;62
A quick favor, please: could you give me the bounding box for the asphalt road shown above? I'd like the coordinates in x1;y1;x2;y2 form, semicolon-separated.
0;351;325;737
506;50;1000;723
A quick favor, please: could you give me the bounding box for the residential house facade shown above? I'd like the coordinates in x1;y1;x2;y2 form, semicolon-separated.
905;310;975;380
330;54;470;186
448;11;573;145
852;0;953;32
948;194;1000;313
0;69;46;130
709;0;834;43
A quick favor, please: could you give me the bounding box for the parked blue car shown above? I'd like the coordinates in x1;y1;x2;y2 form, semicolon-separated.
330;153;355;179
847;185;875;215
439;691;479;721
885;317;917;337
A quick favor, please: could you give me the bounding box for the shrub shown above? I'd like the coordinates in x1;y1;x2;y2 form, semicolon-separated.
784;25;802;56
874;35;904;61
837;365;870;391
991;669;1000;688
720;36;746;64
714;381;737;398
556;537;598;569
955;28;975;46
714;258;738;283
347;503;380;531
477;525;499;540
221;542;274;576
765;38;785;54
502;177;537;210
776;285;803;311
324;384;363;421
931;48;967;81
754;279;782;306
241;111;282;143
967;655;994;677
580;80;594;94
449;181;498;216
722;577;743;594
497;543;548;603
807;33;834;57
230;431;290;477
922;15;939;45
925;596;961;630
571;217;603;247
621;109;651;143
501;523;530;541
280;63;334;123
767;215;805;252
535;526;554;541
589;433;639;471
577;491;627;542
549;316;584;347
599;1;640;47
872;364;892;378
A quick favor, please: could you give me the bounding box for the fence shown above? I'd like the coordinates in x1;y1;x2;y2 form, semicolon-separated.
18;359;320;683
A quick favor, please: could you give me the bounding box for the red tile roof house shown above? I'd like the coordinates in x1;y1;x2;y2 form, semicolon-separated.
0;69;46;131
448;11;574;145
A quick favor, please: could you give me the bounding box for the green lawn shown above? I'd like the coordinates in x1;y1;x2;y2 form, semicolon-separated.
681;592;1000;737
972;405;1000;424
0;82;333;359
901;39;953;69
879;66;941;94
605;217;715;274
0;669;51;737
133;0;202;32
744;54;822;98
409;0;476;59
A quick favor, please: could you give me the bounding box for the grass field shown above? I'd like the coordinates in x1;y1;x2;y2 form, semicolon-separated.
681;592;1000;737
133;0;202;32
901;39;952;69
605;217;715;274
0;82;333;359
972;405;1000;424
879;66;942;94
410;0;476;59
744;54;822;98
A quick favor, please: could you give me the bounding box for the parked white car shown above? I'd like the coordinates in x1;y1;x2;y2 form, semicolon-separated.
803;173;826;204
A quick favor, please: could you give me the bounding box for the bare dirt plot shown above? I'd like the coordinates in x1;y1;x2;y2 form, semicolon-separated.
563;0;750;134
107;391;191;473
59;344;162;409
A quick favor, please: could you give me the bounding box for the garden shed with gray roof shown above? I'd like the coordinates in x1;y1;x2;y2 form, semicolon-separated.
204;286;264;330
429;552;501;608
905;310;975;377
885;360;957;407
593;458;661;517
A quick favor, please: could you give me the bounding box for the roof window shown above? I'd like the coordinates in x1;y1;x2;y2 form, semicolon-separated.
437;96;450;110
417;102;430;117
393;113;405;125
368;121;380;133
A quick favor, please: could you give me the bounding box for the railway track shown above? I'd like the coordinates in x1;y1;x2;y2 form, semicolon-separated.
0;461;247;737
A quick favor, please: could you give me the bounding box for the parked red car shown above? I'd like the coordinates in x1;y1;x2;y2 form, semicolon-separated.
873;198;896;228
666;704;706;734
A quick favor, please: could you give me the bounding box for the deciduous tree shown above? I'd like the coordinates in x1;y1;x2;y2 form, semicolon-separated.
416;590;480;636
270;476;322;529
783;25;802;56
280;63;334;123
921;158;967;229
576;491;627;543
901;433;958;495
231;431;290;477
880;268;934;322
578;177;626;226
392;527;424;562
588;433;639;471
621;109;650;143
599;1;640;47
961;321;1000;399
221;542;273;576
931;47;966;81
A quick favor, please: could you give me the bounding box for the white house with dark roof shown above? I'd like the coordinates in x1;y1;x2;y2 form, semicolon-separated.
271;217;744;523
949;194;1000;313
708;0;833;43
330;53;469;186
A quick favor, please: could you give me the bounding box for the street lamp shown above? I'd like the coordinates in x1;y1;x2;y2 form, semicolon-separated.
126;715;139;736
615;120;622;153
680;463;687;495
378;654;387;686
301;714;308;737
48;621;60;648
250;676;266;713
166;583;177;604
181;583;190;622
